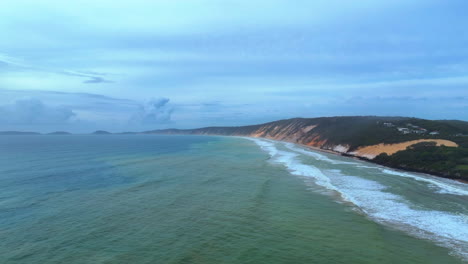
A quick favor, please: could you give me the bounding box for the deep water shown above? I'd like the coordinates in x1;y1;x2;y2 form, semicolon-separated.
0;135;466;263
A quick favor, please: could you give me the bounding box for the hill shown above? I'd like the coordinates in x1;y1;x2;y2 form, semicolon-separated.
92;130;112;135
145;116;468;181
47;131;72;135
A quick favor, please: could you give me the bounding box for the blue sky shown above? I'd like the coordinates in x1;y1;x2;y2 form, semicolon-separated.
0;0;467;132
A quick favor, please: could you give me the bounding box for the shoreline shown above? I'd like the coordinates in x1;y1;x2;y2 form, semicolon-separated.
140;133;468;184
235;135;468;185
302;141;468;184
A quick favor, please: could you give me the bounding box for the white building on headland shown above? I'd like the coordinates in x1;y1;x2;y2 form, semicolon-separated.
397;127;410;134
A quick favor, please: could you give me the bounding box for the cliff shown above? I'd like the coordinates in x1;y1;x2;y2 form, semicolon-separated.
145;116;468;180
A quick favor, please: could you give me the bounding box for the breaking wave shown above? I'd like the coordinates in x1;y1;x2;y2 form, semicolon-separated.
380;168;468;196
248;138;468;261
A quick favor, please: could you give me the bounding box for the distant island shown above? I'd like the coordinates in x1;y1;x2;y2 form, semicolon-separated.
0;131;41;135
47;131;72;135
2;116;467;181
145;116;468;181
92;130;112;135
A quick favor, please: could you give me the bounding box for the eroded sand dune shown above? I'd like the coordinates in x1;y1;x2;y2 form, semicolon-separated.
351;139;458;159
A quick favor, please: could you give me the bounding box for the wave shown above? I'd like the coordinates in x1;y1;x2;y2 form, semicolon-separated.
271;139;468;197
283;143;359;165
248;138;359;204
248;138;468;260
331;172;468;260
354;165;378;169
380;169;468;196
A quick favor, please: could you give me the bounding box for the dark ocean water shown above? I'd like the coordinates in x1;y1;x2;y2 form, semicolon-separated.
0;135;466;263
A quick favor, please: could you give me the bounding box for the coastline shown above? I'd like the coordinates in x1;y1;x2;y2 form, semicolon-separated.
300;140;468;184
141;133;467;184
234;135;468;185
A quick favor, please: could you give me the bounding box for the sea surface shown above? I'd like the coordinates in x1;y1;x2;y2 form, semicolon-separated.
0;135;467;264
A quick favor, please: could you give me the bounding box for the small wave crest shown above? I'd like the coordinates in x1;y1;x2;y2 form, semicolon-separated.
380;169;468;196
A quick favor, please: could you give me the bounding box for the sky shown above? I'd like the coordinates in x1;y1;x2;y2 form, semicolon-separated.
0;0;467;132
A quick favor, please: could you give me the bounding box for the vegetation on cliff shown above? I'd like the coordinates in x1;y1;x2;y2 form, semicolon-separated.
374;142;468;180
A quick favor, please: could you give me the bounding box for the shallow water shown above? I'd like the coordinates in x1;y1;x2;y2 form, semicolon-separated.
0;135;466;263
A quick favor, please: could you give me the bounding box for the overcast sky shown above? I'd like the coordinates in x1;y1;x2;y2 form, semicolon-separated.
1;0;467;132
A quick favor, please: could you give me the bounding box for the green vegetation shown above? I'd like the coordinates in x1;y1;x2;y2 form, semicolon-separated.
317;117;468;180
309;116;468;150
374;143;468;180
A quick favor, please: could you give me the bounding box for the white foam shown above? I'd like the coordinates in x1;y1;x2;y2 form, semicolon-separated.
355;165;378;169
332;174;468;260
380;169;468;196
249;138;468;260
249;138;359;204
281;140;468;197
284;143;358;165
247;138;278;157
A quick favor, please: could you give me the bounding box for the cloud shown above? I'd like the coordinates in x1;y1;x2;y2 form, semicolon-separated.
130;98;173;125
83;76;112;84
0;1;467;129
0;53;114;85
60;70;113;84
0;98;76;125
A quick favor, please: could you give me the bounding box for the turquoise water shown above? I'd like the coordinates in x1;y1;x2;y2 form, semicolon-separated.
0;135;467;263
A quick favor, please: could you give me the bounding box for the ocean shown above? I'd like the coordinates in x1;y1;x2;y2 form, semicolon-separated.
0;135;467;263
